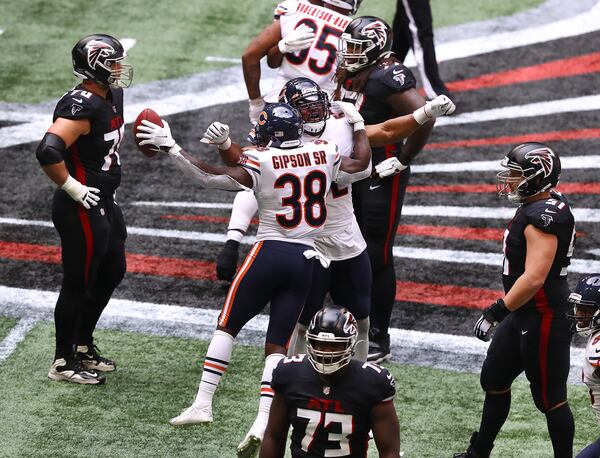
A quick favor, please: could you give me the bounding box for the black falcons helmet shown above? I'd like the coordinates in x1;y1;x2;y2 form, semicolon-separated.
322;0;363;15
253;103;304;149
566;274;600;335
496;142;561;203
72;34;133;88
279;77;330;137
306;305;358;375
338;16;393;72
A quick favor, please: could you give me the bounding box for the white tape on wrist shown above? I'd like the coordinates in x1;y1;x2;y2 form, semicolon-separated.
217;138;232;150
413;106;431;125
353;121;365;132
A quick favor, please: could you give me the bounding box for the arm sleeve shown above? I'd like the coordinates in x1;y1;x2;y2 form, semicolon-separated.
168;151;249;191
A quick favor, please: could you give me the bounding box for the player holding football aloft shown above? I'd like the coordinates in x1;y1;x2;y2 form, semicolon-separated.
204;77;454;362
566;275;600;458
36;34;132;385
260;306;400;458
135;102;370;458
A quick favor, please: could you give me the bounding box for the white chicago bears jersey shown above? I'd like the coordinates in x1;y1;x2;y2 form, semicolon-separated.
265;0;352;102
238;140;341;246
308;116;367;260
583;330;600;424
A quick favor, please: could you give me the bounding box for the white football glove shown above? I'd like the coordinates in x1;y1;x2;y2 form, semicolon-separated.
473;299;510;342
202;122;231;150
330;101;364;131
61;175;100;210
374;157;407;179
278;25;315;54
413;95;456;125
136;119;181;154
249;97;265;125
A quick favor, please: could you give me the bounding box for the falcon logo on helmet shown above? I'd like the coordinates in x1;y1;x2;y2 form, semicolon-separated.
86;41;116;70
525;147;555;178
361;21;388;49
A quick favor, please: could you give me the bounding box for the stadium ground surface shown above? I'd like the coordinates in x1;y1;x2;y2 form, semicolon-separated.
1;0;600;456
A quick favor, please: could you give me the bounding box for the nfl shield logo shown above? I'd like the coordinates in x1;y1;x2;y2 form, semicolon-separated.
323;386;330;395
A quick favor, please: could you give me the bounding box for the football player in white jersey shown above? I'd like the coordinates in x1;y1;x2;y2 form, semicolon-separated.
567;274;600;458
243;0;361;123
136;103;371;457
208;78;454;362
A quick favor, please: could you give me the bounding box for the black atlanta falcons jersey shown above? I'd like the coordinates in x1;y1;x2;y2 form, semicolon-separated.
341;60;417;164
502;191;576;301
53;84;124;195
271;355;395;457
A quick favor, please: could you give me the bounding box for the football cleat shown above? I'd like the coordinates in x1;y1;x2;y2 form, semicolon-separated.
169;404;213;426
367;328;391;363
76;344;116;372
48;358;106;385
216;239;240;282
453;432;485;458
236;432;262;458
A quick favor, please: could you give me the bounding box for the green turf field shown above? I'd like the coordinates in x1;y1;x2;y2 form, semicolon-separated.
0;0;544;103
0;317;17;342
0;321;596;457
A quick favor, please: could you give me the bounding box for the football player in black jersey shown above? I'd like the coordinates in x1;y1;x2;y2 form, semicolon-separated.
455;143;576;458
335;16;437;363
35;34;132;385
261;305;400;458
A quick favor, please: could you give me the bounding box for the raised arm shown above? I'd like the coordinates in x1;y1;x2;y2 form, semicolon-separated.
136;120;252;190
242;21;282;123
330;101;371;174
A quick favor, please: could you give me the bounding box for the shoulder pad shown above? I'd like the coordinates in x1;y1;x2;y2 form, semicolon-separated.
274;0;295;19
54;89;99;121
525;198;572;233
368;62;417;95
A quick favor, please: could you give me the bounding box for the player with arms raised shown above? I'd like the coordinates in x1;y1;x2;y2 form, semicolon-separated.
135;102;370;458
260;306;400;458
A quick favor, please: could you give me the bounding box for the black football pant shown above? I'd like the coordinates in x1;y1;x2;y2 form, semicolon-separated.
352;165;410;337
477;301;573;456
392;0;450;99
52;190;127;359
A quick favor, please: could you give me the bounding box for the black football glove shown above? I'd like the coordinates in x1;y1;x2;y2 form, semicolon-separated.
216;239;240;282
473;299;510;341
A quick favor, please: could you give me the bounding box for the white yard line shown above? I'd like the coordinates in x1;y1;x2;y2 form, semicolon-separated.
0;285;585;379
120;38;137;52
435;95;600;127
205;56;242;64
0;317;38;364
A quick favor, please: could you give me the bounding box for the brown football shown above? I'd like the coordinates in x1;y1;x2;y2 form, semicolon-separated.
133;108;163;158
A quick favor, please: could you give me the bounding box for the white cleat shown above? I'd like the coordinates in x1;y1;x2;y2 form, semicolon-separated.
237;431;263;458
169;405;213;426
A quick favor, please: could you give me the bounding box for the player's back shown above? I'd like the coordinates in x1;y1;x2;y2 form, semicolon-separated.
268;0;352;99
240;139;341;246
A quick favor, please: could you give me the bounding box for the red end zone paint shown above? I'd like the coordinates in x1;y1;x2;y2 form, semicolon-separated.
0;241;499;309
395;281;502;309
397;224;503;241
425;128;600;151
406;183;600;195
446;52;600;93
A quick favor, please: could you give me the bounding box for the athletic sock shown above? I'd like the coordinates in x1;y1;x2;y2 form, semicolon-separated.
251;353;285;433
474;391;511;457
193;330;234;408
546;403;574;458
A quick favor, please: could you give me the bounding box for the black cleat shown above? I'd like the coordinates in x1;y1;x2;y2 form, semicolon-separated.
367;328;391;363
48;358;106;385
216;239;240;282
453;432;486;458
76;344;116;372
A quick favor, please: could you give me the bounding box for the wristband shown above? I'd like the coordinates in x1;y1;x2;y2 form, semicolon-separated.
412;106;431;125
353;121;365;132
217;138;232;150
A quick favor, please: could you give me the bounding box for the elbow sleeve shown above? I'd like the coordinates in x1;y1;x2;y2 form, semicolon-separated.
35;132;66;166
